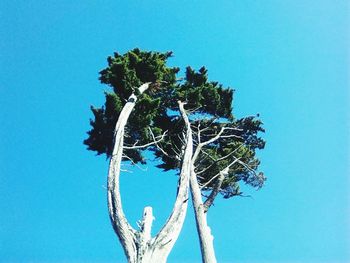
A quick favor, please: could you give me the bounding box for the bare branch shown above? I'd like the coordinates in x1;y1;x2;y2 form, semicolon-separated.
187;105;202;114
221;127;243;132
123;130;168;150
201;127;226;146
219;134;243;139
200;157;241;190
172;142;182;158
219;144;244;160
122;154;148;172
237;159;257;174
203;168;227;212
148;127;171;157
193;150;211;168
196;144;244;175
201;127;243;142
192;125;244;163
177;133;186;146
199;149;216;162
196;162;216;175
192;127;225;162
195;149;233;175
198;118;218;132
197;122;201;145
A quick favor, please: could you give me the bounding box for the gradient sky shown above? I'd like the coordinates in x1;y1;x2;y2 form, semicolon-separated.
1;1;349;262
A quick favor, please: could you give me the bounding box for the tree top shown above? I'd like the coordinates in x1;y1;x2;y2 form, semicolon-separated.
84;49;266;199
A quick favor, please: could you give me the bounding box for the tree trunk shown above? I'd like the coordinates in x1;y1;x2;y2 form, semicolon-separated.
190;167;217;263
179;103;218;263
107;86;192;262
190;144;234;262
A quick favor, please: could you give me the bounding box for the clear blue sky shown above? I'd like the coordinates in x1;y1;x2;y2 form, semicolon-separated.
1;1;349;262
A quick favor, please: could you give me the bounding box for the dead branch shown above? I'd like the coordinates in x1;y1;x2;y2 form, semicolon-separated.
200;157;241;190
123;130;168;150
122;154;148;172
203;168;227;212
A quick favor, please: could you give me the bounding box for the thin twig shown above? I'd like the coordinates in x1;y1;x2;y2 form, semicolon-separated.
148;128;171;157
122;154;148;172
124;131;167;150
200;157;241;189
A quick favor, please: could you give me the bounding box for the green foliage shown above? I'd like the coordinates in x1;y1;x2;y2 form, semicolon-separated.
84;49;266;199
195;118;266;198
99;48;179;100
173;67;233;119
84;92;123;156
154;114;266;198
84;49;178;158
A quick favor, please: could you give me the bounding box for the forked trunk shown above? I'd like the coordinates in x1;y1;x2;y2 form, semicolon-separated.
107;84;192;262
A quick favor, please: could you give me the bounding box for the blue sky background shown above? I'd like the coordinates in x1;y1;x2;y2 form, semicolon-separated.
1;1;349;262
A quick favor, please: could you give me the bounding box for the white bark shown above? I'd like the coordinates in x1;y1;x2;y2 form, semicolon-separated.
189;122;243;262
188;124;219;263
148;101;193;262
190;168;217;263
191;153;243;262
107;85;192;263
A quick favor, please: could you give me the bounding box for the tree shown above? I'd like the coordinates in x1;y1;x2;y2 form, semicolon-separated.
84;49;266;263
84;50;193;262
151;66;266;263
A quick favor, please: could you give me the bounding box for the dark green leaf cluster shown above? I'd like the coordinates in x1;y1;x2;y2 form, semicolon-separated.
99;48;179;100
84;49;266;199
84;92;123;156
173;67;233;119
84;49;178;158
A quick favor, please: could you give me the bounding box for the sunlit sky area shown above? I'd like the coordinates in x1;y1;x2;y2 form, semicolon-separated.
1;1;349;262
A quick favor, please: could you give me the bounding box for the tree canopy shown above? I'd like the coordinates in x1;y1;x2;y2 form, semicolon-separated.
84;48;266;200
